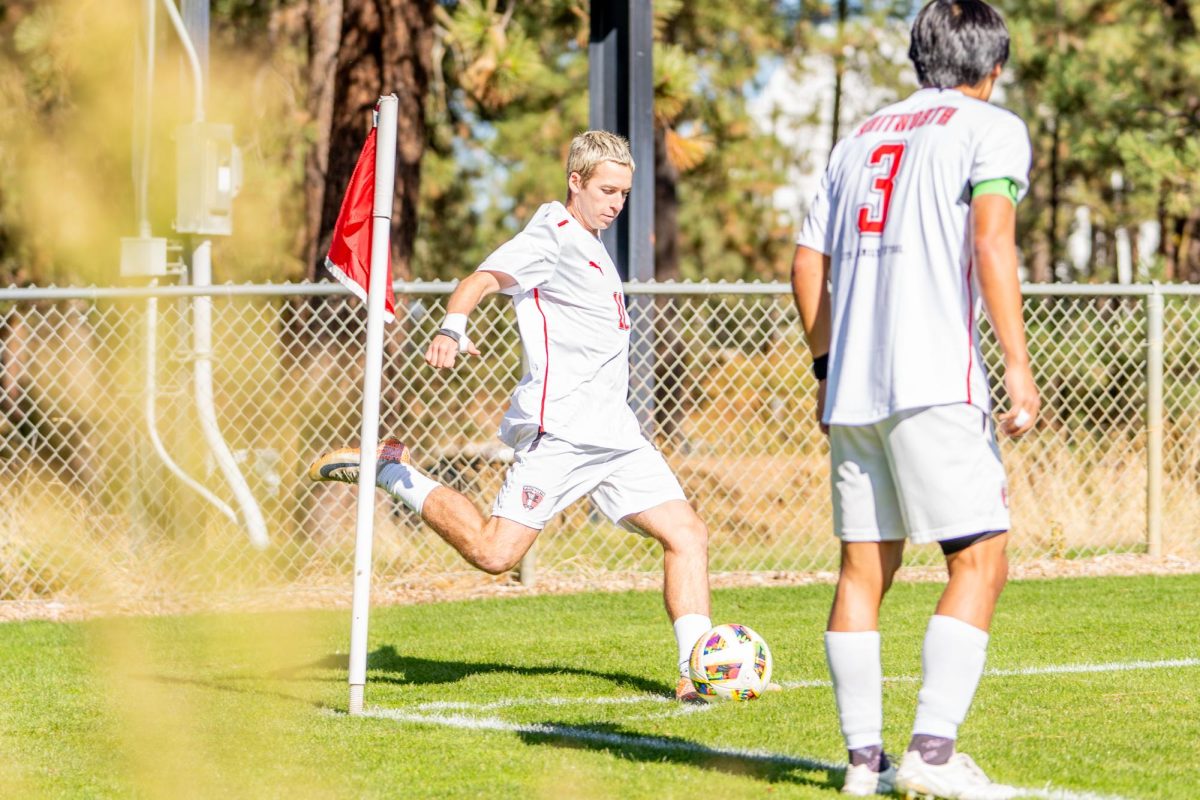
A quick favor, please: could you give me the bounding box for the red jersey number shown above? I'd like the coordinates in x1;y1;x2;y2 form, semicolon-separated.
856;143;906;235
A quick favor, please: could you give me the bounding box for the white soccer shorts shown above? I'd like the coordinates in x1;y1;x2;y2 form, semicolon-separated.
491;433;686;530
829;403;1010;544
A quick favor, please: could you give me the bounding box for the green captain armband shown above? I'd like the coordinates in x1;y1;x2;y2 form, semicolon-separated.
972;178;1020;207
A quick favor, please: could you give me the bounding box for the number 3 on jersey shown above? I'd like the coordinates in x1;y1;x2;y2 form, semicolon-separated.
857;143;906;235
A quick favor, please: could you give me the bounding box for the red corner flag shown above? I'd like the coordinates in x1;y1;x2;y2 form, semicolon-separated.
324;127;396;322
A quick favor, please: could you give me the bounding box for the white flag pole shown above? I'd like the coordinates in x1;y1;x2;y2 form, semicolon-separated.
347;94;398;716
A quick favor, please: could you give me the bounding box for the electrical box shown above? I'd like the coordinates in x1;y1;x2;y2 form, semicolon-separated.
119;236;169;277
175;122;241;236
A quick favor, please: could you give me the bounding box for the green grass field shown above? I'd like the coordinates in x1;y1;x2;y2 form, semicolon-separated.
1;574;1197;799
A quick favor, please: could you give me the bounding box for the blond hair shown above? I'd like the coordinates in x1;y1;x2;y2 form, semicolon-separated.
566;130;635;191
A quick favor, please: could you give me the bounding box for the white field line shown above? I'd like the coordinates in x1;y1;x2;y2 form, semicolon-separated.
337;657;1190;798
359;707;1130;800
398;657;1199;709
416;693;713;722
986;656;1200;678
780;656;1200;690
415;694;671;712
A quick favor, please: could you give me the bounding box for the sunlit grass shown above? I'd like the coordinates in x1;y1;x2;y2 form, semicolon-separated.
0;575;1197;798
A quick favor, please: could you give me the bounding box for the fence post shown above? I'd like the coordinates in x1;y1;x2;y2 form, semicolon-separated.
1145;284;1164;557
519;545;537;587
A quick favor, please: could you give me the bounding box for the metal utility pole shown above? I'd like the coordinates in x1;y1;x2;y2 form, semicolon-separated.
588;0;654;282
588;0;657;443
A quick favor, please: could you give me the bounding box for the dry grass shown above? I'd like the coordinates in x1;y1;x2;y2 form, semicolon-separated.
3;551;1196;623
6;418;1200;616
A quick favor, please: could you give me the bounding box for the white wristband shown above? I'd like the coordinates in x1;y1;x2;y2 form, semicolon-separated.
441;313;468;337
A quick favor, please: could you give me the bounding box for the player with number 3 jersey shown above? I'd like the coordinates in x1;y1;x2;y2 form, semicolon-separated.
309;131;726;703
792;2;1039;797
799;72;1031;426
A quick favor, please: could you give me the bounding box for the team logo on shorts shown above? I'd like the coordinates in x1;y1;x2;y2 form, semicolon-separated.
521;485;545;511
1001;485;1009;508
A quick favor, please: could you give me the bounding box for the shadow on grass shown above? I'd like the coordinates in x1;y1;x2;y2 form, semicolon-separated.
516;720;842;791
142;672;337;711
138;644;669;711
277;645;668;695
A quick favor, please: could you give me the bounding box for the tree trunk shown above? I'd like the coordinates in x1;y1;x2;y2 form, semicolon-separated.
292;0;435;541
653;125;680;281
303;0;344;280
829;0;848;153
652;124;692;446
1163;0;1196;38
1160;191;1176;281
1027;118;1054;283
1180;211;1199;283
1047;113;1063;281
315;0;434;283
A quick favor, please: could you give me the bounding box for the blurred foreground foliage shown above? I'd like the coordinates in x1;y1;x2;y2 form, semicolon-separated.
2;1;1200;284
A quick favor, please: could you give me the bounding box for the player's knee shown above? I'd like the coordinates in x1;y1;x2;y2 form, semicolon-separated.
473;549;522;575
880;571;897;595
675;518;709;553
953;544;1008;595
651;514;708;555
838;569;888;603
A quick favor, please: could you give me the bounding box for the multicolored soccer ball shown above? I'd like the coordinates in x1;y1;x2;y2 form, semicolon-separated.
688;623;773;702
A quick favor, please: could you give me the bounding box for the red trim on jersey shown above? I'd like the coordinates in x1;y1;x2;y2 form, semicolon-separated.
965;258;975;405
557;219;569;227
533;288;550;433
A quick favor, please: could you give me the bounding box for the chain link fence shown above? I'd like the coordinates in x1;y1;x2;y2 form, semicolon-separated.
1;281;1196;606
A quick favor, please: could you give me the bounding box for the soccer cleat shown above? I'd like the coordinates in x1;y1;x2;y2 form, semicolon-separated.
841;758;897;796
307;437;411;484
894;750;1019;800
674;675;703;703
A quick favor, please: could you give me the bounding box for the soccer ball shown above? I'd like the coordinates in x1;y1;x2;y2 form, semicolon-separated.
688;623;773;702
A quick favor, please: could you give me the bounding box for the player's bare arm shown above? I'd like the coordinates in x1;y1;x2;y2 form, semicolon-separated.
424;270;516;369
973;193;1039;437
791;245;832;433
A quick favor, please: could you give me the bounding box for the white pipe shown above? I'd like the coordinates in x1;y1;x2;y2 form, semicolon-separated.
145;295;237;523
159;0;204;122
348;95;399;715
135;0;156;237
191;241;268;549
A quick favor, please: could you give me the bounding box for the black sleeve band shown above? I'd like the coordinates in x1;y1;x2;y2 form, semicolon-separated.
812;353;829;381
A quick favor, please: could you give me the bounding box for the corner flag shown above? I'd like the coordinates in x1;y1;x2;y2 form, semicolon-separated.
339;96;398;716
324;126;396;323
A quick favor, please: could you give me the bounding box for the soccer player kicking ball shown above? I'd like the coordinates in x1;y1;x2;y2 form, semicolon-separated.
791;2;1038;797
310;131;717;702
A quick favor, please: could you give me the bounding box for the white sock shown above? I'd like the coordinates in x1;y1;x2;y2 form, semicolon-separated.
911;614;990;740
376;461;441;515
673;614;712;676
825;630;884;751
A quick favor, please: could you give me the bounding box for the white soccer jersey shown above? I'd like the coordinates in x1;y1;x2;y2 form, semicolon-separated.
477;201;646;449
797;88;1032;426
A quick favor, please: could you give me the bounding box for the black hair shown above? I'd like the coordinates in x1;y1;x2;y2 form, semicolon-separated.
909;0;1010;89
